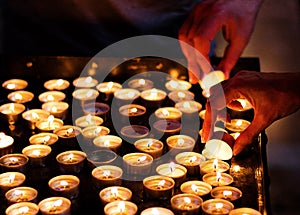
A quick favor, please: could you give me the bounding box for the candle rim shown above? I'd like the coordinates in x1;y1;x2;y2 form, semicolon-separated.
48;175;80;190
73;76;98;88
123;152;153;166
99;186;132;201
5;186;38;202
134;138;164;151
202;172;234;186
156;163;187;178
170;193;203;210
114;88;140;100
119;104;146;116
165;79;192;91
7;90;34;103
82;125;110;137
141;207;174;215
175;152;206;166
0;172;26;185
228;207;262;215
143;175;175;189
29;132;59;146
202;198;234;212
96;81;122;93
75;115;103;127
22;144;52;157
38;90;66;102
0;103;26;115
44;78;70;90
180;180;212;195
6;202;39;215
92;165;123;179
2;79;28;90
104;200;138;215
0;153;29;167
38;196;71;213
56;150;87;164
72;88;99;100
93;135;122;147
211;186;242;200
53;125;82;138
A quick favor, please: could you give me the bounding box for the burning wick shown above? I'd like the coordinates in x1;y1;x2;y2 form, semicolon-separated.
107;82;114;90
162;109;170;117
66;153;74;162
84;76;93;84
191;184;199;193
183;197;192;209
47;115;55;128
126;91;135;99
183;101;191;109
18;206;29;214
86;114;92;124
14;93;23;101
31;150;41;157
151;208;160;215
43;135;51;144
215;203;223;211
213;159;218;171
9;103;15;114
169;162;176;173
157;180;165;189
177;138;184;147
13;189;23;199
9;157;19;166
31;112;39;120
86;90;94;98
104;140;110;147
103;170;111;179
7;83;16;90
94;127;101;135
47;94;55;102
129;107;138;114
49;199;63;213
138;79;146;85
137;156;147;163
177;91;186;99
118;201;126;213
65;128;74;137
147;140;153;149
8;174;15;184
169;80;179;89
223;190;232;199
111;187;118;199
216;172;222;184
232;165;241;172
59;180;69;190
56;79;64;86
189;156;197;164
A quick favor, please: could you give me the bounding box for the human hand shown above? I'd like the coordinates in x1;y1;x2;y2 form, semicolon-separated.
179;0;263;83
202;70;300;155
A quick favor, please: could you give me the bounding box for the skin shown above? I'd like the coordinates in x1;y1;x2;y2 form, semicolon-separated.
179;0;264;83
202;70;300;155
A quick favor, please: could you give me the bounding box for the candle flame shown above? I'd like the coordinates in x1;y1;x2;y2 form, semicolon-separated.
183;197;191;204
177;138;185;146
31;111;39;120
189;156;197;163
0;132;5;140
150;88;158;97
47;115;54;124
10;157;19;163
183;101;191;109
147;139;153;148
51;106;58;113
7;83;16;90
111;187;118;198
66;128;74;136
162;109;170;117
223;190;232;198
32;150;41;157
126;91;135;99
118;201;126;213
95;127;102;134
235;119;243;127
103;170;110;177
169;80;179;88
138;79;146;85
157;180;165;187
18;206;29;214
169;162;176;172
60;180;69;187
216;172;222;182
177;91;186;98
67;153;74;161
129;107;138;114
216;203;223;209
151;208;160;215
86;114;92;124
86;90;93;98
107;81;114;90
43;135;51;143
9;103;15;112
104;140;110;147
84;76;93;84
191;184;198;193
232;165;241;172
53;199;63;207
8;173;15;183
213;159;218;171
47;94;55;101
56;79;64;86
137;155;147;163
13;189;23;197
14;93;23;101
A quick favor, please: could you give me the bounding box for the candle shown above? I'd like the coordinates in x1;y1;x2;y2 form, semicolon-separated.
120;125;149;140
104;200;138;215
75;114;103;128
44;79;70;91
200;159;230;175
87;150;117;167
92;165;123;189
0;172;26;193
165;79;192;91
175;101;202;114
155;107;182;121
5;186;38;204
6;202;39;215
156;162;187;187
202;199;234;215
202;139;233;161
82;125;110;139
141;207;174;215
96;81;122;101
82;102;110;120
119;104;146;117
56;150;86;174
134;138;163;159
140;88;167;102
2;79;28;90
199;70;225;98
73;76;98;88
72;88;99;105
225;119;251;133
168;90;195;103
166;135;195;156
41;101;69;119
202;172;234;187
53;125;82;151
29;132;59;146
38;197;71;215
35;115;64;132
38;91;66;103
22;109;51;130
93;135;122;152
211;186;242;202
22;145;52;167
99;186;132;205
170;193;203;215
143;175;175;200
180;180;212;197
48;175;80;199
0;153;29;173
114;88;140;104
0;132;14;157
127;78;153;91
7;90;34;104
229;208;262;215
175;152;206;176
0;103;26;125
153;120;181;140
123;153;153;176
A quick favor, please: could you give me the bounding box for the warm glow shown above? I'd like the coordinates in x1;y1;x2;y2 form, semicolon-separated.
84;76;93;84
14;93;23;101
66;128;74;135
169;162;176;172
177;138;185;146
138;79;146;85
103;170;110;177
223;190;233;198
216;203;224;209
216;172;222;182
149;88;158;98
104;140;110;147
151;208;160;215
137;155;147;163
14;189;23;196
53;199;63;207
191;184;199;193
86;90;94;98
9;157;19;164
86;114;92;123
157;180;165;187
183;197;191;204
129;107;138;114
94;127;102;134
118;201;126;213
189;156;197;163
56;79;64;86
42;135;51;143
237;98;247;109
162;109;170;117
9;103;15;112
232;165;241;172
126;91;135;99
147;140;153;148
0;132;5;139
235;120;243;127
183;101;191;109
67;153;74;161
107;81;114;90
47;115;54;124
169;80;179;88
18;206;29;214
31;150;41;157
51;106;58;113
8;173;15;183
7;83;16;89
47;94;55;101
177;91;186;98
60;180;69;187
31;111;39;120
111;187;118;197
213;159;218;170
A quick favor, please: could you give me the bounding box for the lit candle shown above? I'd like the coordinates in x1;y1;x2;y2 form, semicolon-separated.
211;186;242;202
127;78;153;91
72;88;99;105
96;81;122;101
104;200;138;215
82;102;110;120
153;119;181;140
156;162;187;187
22;145;52;167
141;207;174;215
114;88;140;104
175;101;202;114
75;114;103;128
134;138;163;159
35;115;64;132
56;150;86;174
39;91;66;103
2;79;28;90
202;139;233;161
44;79;70;91
123;153;153;176
0;153;29;173
0;103;26;125
48;175;80;199
120;125;149;140
180;180;212;197
99;186;132;205
119;104;146;117
199;70;225;98
5;186;38;204
5;202;39;215
155;107;182;121
73;76;98;88
22;109;50;130
170;193;203;215
166;135;195;156
8;90;34;104
225;119;251;133
229;207;262;215
0;132;14;157
87;150;117;167
93;135;122;152
140;88;167;102
82;125;110;139
165;79;192;91
175;152;206;176
92;165;123;189
41;101;69;119
0;172;25;193
143;175;175;200
202;199;234;215
53;125;82;151
38;197;71;215
202;172;233;187
29;132;58;146
200;159;230;175
168;90;195;103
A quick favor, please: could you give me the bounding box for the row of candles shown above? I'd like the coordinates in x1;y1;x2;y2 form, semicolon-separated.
0;75;259;215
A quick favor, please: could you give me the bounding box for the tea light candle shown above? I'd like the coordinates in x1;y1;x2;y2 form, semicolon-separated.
0;132;14;157
155;107;182;121
180;181;212;197
153;120;181;138
166;135;195;156
35;115;64;132
22;145;52;167
56;150;86;174
39;91;66;103
225;119;251;133
87;150;117;167
72;88;99;103
92;165;123;189
104;200;138;215
170;193;203;215
5;186;38;204
29;132;59;146
120;125;149;140
7;90;34;104
175;101;202;114
38;197;71;215
2;79;28;90
82;125;110;139
229;208;262;215
73;76;98;88
119;104;146;117
123;153;153;176
168;90;195;103
156;162;187;186
22;109;51;130
114;88;140;103
134;138;163;159
211;186;242;202
99;186;132;205
199;70;225;98
0;172;26;193
141;207;174;215
202;139;233;161
202;199;234;215
5;202;39;215
140;88;167;102
93;135;122;152
143;175;175;200
54;125;82;139
41;101;69;119
48;175;80;199
75;114;103;128
0;153;28;173
44;79;70;91
200;159;230;175
82;102;110;120
0;103;26;125
202;172;233;187
165;79;192;91
127;78;153;91
175;152;206;176
96;81;122;94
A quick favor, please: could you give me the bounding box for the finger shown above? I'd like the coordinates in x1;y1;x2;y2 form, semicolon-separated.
202;100;217;142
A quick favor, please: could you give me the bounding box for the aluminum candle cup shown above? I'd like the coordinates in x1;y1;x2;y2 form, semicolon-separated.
153;120;181;141
199;70;225;98
0;153;29;173
175;101;202;115
96;81;122;101
44;79;70;91
0;103;26;125
0;133;14;157
166;135;195;157
114;88;140;106
54;125;82;151
211;186;242;202
5;186;38;204
99;186;132;205
143;175;175;200
165;79;192;91
229;208;262;215
73;76;98;88
141;207;174;215
29;132;59;147
202;172;234;187
175;152;206;176
38;197;71;215
72;88;99;107
123;153;153;176
5;202;39;215
7;90;34;104
92;165;123;189
82;126;110;139
48;175;80;199
42;101;69;119
134;138;163;159
202;199;234;215
155;107;182;121
39;91;66;103
127;78;153;91
36;116;64;132
170;193;203;215
140;88;167;108
56;150;86;174
93;135;122;152
104;200;138;215
225;119;251;133
156;162;187;187
22;145;51;167
0;172;26;193
180;181;212;197
200;159;230;175
75;114;103;128
82;102;110;121
118;104;146;126
22;109;50;130
168;90;195;103
2;79;28;90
